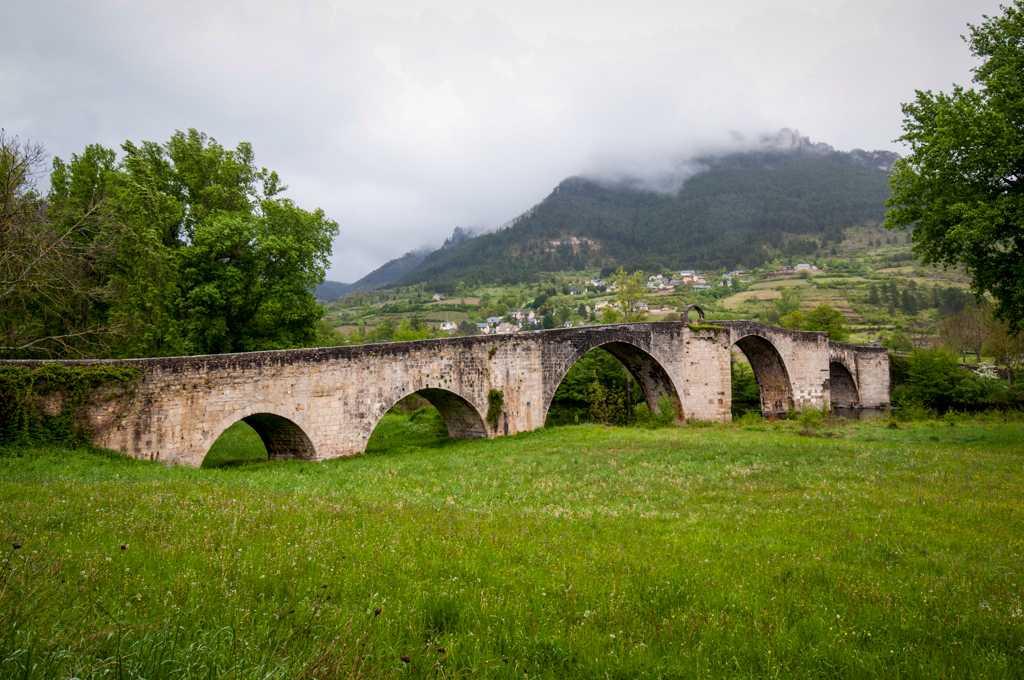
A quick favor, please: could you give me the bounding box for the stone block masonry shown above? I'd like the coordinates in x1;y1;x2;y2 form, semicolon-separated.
828;341;891;409
1;321;888;466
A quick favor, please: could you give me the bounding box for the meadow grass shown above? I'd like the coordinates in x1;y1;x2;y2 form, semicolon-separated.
1;411;1023;678
202;421;269;468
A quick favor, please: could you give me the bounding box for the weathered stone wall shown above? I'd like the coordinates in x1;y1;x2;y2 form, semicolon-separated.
541;323;682;418
720;322;832;414
4;338;536;466
536;322;732;422
678;326;732;422
829;342;891;408
1;321;888;467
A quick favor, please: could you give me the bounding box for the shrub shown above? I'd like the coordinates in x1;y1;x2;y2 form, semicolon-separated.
585;371;625;425
736;412;767;429
893;401;937;422
797;408;825;436
890;348;1021;413
652;393;679;427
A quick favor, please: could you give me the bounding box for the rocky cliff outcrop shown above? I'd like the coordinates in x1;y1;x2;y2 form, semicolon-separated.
849;148;901;172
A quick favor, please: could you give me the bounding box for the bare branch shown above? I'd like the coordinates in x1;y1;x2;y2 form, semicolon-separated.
0;328;112;358
0;130;121;358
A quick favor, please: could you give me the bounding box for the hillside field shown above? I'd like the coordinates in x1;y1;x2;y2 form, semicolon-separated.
2;412;1023;679
321;221;981;357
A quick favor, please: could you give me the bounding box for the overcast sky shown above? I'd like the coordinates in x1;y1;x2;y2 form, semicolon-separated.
2;0;1001;281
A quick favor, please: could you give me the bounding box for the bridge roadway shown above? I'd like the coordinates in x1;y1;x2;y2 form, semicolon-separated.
4;320;889;467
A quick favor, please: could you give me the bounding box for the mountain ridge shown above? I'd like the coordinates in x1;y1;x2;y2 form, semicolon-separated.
320;131;900;299
393;141;898;290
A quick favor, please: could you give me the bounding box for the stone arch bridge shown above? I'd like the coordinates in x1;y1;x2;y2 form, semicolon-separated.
5;321;889;467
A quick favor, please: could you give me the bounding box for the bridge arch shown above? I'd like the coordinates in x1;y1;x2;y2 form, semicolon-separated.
730;329;795;415
544;334;682;423
682;304;706;321
363;387;488;448
205;410;317;464
829;360;860;408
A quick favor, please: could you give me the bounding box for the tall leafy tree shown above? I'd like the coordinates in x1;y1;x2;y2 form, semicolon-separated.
49;142;184;357
804;305;851;342
939;302;990;362
984;315;1024;386
886;1;1024;331
611;267;647;322
774;288;801;316
49;129;339;356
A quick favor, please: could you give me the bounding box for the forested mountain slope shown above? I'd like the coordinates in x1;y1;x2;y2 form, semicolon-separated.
397;147;895;289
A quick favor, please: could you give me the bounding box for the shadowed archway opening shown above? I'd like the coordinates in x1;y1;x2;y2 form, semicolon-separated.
202;413;315;468
731;335;794;416
546;342;681;426
829;361;860;408
365;388;487;455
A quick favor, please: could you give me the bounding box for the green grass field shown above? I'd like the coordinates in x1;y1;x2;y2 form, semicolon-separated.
2;412;1024;678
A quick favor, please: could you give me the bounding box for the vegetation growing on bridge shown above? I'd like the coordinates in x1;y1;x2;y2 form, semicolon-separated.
486;388;504;429
686;323;723;334
0;362;140;446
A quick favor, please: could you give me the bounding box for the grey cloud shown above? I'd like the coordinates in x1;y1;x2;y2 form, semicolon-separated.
1;0;1004;281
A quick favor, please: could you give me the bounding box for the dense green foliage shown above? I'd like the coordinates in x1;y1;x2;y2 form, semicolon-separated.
890;349;1024;413
776;304;852;342
398;149;892;289
886;1;1024;332
805;305;852;342
550;348;641;411
545;348;685;426
2;416;1023;678
731;359;762;410
4;129;338;359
